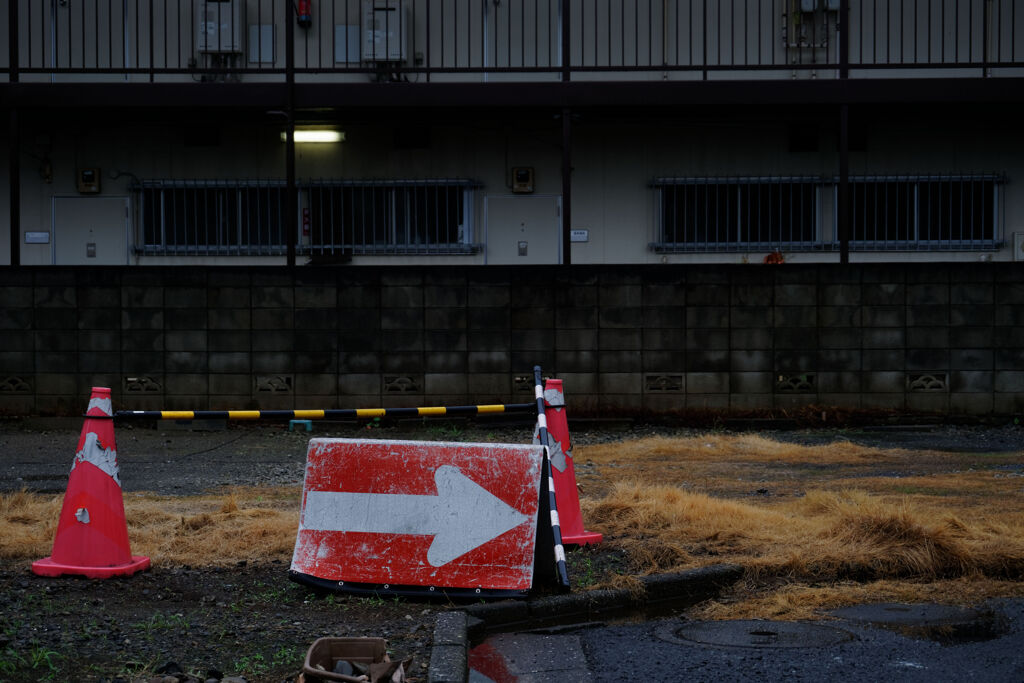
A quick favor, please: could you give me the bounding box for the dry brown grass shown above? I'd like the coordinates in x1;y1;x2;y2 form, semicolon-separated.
4;432;1022;620
1;486;300;569
690;577;1024;621
575;434;1024;618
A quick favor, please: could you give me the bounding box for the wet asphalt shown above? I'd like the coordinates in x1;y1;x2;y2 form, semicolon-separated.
471;598;1024;682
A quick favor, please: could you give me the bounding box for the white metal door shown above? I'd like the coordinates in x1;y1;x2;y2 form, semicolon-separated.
52;196;129;265
484;194;561;265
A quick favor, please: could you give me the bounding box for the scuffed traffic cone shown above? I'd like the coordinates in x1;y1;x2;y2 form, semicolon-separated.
32;387;150;578
536;379;602;546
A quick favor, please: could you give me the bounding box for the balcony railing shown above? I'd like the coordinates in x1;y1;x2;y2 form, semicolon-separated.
3;1;1022;82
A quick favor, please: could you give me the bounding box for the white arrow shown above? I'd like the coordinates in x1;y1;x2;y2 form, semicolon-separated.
301;465;528;567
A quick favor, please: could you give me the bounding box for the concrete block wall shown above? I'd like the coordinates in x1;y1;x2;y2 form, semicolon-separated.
0;264;1021;417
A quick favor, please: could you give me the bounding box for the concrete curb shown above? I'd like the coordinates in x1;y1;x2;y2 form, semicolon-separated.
427;563;743;683
427;611;468;683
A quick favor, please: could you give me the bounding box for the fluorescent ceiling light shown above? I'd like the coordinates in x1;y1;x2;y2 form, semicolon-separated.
281;130;345;143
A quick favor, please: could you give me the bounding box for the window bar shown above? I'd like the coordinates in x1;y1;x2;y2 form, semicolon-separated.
255;185;265;254
157;189;165;251
755;178;762;245
237;187;244;256
504;0;511;69
172;186;181;253
314;184;322;255
364;183;372;251
636;0;641;67
25;0;31;70
687;0;692;67
101;0;108;68
204;186;212;255
166;186;174;253
789;179;797;247
473;0;479;70
716;0;722;67
744;0;750;66
959;173;966;245
440;0;446;70
320;184;328;254
943;176;949;247
856;0;863;65
970;175;977;244
533;0;538;67
342;183;349;253
79;0;85;68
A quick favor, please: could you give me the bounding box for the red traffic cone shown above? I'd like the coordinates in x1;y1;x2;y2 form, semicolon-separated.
32;387;150;578
536;379;602;546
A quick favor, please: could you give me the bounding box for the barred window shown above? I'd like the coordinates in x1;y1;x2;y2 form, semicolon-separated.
850;175;1000;249
651;174;1003;253
136;181;286;256
305;180;480;255
652;177;822;252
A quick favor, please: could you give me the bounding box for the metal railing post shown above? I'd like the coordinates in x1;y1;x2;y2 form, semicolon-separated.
561;0;570;81
8;0;19;266
838;104;850;264
286;0;297;268
562;107;572;266
838;0;850;264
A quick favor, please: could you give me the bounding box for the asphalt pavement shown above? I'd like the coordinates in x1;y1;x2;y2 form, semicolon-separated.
467;598;1024;682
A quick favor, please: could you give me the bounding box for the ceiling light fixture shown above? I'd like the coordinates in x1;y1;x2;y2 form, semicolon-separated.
281;129;345;143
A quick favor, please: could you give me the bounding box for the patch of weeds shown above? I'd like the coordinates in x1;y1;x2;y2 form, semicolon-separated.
137;612;190;641
2;618;22;638
0;647;27;676
271;645;303;669
426;422;464;440
252;580;298;604
117;656;160;679
27;646;62;673
358;595;386;608
574;556;598;588
235;652;269;677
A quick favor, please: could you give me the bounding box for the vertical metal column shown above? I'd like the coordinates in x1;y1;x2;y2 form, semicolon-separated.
837;0;850;264
560;0;570;82
561;107;572;266
8;0;20;266
285;2;297;268
838;104;850;264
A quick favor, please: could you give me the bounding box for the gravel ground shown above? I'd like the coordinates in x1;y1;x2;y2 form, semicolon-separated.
3;416;1023;682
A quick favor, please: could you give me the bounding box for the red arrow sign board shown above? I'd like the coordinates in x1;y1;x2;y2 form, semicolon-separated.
291;439;545;592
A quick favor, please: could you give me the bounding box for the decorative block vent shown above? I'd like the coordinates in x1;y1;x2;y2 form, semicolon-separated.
255;375;293;393
384;375;422;393
908;373;947;392
776;374;815;393
514;373;551;394
124;376;161;393
0;376;31;393
645;374;684;392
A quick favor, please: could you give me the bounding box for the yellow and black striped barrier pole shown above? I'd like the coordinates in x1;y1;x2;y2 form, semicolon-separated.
114;403;538;422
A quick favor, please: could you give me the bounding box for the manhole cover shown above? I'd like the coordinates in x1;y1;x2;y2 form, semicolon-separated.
830;603;1008;644
658;620;854;649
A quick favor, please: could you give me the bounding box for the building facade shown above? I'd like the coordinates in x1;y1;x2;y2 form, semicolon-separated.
2;1;1023;415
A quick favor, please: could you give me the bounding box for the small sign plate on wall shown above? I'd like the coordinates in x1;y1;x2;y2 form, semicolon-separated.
25;232;50;244
570;229;589;242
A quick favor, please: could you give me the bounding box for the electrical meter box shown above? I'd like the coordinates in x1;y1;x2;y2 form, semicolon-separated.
362;0;409;62
77;168;101;194
198;0;243;53
512;167;535;193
